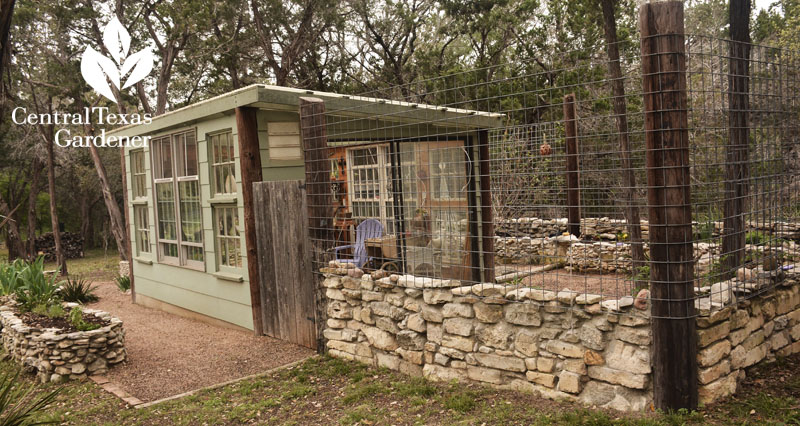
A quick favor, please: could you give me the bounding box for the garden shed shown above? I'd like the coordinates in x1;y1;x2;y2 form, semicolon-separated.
111;84;502;339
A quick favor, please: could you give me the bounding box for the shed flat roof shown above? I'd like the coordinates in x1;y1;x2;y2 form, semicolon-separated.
109;84;504;137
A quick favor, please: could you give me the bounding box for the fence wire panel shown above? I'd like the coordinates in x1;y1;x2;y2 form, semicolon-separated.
306;37;800;319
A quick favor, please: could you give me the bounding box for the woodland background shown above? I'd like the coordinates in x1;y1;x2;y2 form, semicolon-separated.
0;0;797;273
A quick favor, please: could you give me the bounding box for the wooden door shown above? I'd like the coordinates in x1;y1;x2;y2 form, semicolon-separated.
252;180;317;349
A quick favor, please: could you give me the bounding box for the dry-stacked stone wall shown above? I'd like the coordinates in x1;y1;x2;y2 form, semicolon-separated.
0;302;126;383
695;270;800;404
321;262;655;411
321;263;800;411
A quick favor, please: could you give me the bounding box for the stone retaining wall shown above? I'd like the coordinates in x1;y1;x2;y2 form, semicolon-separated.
495;236;800;276
321;263;654;411
0;302;126;383
321;263;800;411
495;217;800;241
696;274;800;404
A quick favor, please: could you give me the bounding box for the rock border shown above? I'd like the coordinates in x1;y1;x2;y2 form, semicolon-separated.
0;302;126;383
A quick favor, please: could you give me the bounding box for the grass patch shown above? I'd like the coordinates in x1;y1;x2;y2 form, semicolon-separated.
339;405;378;425
443;390;478;413
393;376;437;398
342;382;388;404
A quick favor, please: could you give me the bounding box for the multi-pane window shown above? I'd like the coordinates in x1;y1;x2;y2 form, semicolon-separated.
215;206;242;268
346;145;418;235
431;146;467;201
131;150;147;199
151;130;204;268
133;205;150;255
210;131;236;195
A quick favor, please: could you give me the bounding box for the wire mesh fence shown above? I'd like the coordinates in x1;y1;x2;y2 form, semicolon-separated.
305;32;800;320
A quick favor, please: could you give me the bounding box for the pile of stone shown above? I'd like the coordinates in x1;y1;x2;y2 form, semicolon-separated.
0;302;126;383
695;270;800;404
495;217;651;240
321;261;655;411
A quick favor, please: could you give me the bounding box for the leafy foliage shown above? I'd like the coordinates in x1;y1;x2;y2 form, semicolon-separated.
0;369;60;426
68;307;99;332
113;275;130;293
11;258;62;313
0;260;26;296
59;277;98;304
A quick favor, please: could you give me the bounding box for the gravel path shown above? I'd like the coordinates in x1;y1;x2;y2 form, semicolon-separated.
87;281;315;402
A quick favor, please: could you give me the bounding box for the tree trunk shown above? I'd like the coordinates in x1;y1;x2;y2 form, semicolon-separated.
45;129;66;275
0;194;24;260
79;195;90;250
26;158;42;260
87;143;129;262
600;0;645;271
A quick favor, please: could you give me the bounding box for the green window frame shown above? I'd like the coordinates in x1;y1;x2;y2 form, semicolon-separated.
210;131;236;195
133;205;151;255
151;129;204;269
215;206;242;269
131;150;147;199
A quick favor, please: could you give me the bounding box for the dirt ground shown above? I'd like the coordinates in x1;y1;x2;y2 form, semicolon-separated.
87;281;315;402
498;265;640;299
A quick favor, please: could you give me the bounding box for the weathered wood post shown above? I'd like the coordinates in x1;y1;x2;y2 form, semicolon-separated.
639;1;698;410
722;0;751;277
299;97;333;353
563;93;581;238
235;106;265;336
478;130;495;283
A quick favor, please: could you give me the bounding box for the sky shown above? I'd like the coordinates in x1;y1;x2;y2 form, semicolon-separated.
753;0;777;11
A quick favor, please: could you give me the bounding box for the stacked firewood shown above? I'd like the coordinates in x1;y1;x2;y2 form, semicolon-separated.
34;232;84;260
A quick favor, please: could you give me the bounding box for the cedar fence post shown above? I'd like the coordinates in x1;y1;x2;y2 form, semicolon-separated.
563;93;581;238
235;106;265;336
640;1;698;410
299;97;333;353
722;0;751;277
478;130;495;283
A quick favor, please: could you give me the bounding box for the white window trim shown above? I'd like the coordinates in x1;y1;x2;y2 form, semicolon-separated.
150;129;205;271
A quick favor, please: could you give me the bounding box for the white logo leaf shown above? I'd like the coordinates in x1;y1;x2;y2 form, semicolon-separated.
103;17;130;65
120;48;154;89
81;46;121;103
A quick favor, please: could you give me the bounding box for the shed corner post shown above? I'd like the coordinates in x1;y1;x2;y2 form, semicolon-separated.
298;97;333;353
235;106;265;336
639;1;698;411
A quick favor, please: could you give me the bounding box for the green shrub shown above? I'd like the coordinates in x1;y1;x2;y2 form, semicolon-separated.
0;369;60;426
14;257;63;312
30;303;65;319
0;259;26;296
693;221;716;241
60;277;98;304
745;231;769;246
114;275;131;292
68;307;99;331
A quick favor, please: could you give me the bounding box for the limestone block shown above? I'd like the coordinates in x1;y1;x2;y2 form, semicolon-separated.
474;302;503;323
587;366;648;389
604;339;650;374
474;353;526;372
423;364;465;382
471;283;506;297
697;320;731;347
407;314;426;333
397;330;425;351
536;357;555;373
443;318;473;337
376;352;400;370
514;330;539;357
504;303;541;326
584;350;604;366
698;372;738;405
526;371;556;388
698;359;731;385
467;366;503;384
442;334;474;352
423;289;453;305
442;303;474;319
578;323;604;351
421;305;444;323
362;327;398;351
697;340;731;368
557;371;582;394
544;340;584;358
